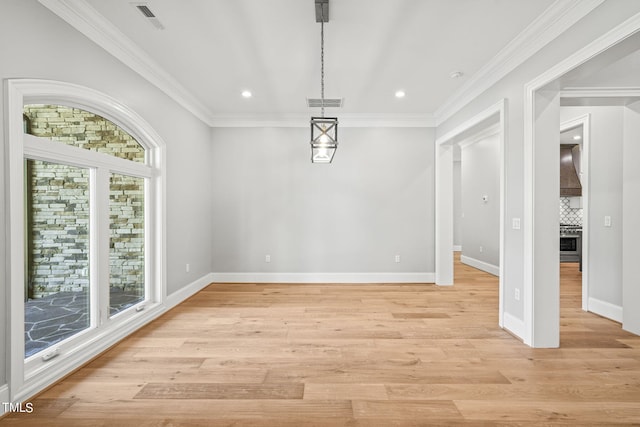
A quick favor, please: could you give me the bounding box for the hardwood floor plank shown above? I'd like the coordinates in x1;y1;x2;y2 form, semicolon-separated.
109;337;186;350
303;383;388;400
386;383;640;402
498;367;640;385
392;312;451;318
352;400;463;420
264;365;511;384
618;338;640;349
134;383;304;400
55;400;354;420
39;382;144;402
560;332;632;348
454;400;640;423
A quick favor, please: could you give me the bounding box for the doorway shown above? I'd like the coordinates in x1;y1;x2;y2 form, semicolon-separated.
434;99;506;327
524;25;640;346
559;116;590;314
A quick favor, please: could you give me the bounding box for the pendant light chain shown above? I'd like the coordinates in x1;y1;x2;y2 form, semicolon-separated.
320;8;325;118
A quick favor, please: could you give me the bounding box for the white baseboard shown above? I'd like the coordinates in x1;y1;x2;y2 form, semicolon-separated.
0;384;8;416
503;312;526;341
453;245;462;252
460;255;500;276
166;273;215;308
588;297;623;323
210;272;435;284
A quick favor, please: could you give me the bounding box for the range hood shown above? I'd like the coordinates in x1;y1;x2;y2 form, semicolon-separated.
560;144;582;196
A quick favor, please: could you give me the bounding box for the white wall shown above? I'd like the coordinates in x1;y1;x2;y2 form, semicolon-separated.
453;160;462;248
0;116;4;387
0;0;213;387
561;106;624;313
436;0;640;328
460;133;500;272
623;100;640;334
210;127;434;278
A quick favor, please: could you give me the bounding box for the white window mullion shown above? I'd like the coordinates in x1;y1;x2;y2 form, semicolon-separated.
144;177;153;305
94;168;111;327
24;134;152;179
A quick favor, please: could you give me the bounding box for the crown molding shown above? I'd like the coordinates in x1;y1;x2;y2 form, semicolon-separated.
208;113;435;128
434;0;605;126
560;87;640;106
561;87;640;98
38;0;215;126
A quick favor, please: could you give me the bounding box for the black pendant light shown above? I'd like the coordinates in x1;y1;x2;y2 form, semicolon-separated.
310;0;338;163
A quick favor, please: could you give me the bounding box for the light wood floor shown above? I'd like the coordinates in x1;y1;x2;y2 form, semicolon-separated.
2;257;640;426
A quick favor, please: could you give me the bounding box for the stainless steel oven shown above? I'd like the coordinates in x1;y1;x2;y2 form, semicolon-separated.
560;225;582;269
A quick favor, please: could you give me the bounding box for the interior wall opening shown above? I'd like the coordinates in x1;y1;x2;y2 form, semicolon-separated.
435;99;505;327
525;25;640;347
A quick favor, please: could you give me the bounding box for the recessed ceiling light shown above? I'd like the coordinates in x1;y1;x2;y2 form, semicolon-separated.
450;71;464;79
241;90;252;98
573;135;582;140
395;90;406;98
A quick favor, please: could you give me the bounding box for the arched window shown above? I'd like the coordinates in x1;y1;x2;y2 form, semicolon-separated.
23;104;146;162
6;80;165;401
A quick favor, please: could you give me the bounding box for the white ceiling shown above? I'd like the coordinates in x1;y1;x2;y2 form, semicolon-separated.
73;0;559;123
45;0;624;125
568;50;640;88
560;30;640;89
560;126;582;144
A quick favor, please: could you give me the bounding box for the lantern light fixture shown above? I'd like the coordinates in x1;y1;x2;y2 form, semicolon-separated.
310;0;338;164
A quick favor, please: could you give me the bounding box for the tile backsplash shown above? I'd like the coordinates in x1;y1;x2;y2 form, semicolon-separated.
560;197;582;226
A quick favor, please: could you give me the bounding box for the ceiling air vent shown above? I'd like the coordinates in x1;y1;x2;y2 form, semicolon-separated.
131;3;165;30
137;5;155;17
306;98;343;108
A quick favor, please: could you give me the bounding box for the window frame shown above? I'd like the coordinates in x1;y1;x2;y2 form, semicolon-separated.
6;79;166;402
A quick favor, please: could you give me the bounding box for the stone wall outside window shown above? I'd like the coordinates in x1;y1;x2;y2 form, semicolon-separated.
24;105;145;300
26;160;90;299
24;104;145;162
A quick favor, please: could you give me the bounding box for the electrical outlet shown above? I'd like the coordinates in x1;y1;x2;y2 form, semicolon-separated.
185;263;190;273
265;254;271;263
514;288;520;301
512;218;521;230
479;246;483;253
395;255;400;263
604;216;612;227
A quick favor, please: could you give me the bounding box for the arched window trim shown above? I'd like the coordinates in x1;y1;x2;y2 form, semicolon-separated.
5;79;166;402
